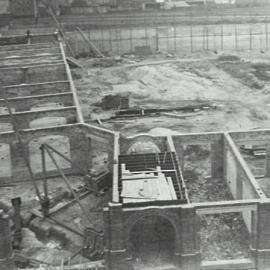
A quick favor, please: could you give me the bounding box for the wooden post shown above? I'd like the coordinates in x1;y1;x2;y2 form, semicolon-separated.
119;28;122;55
190;10;193;53
144;17;148;46
266;19;269;51
235;15;238;50
130;27;133;53
109;28;113;54
249;23;252;51
101;27;105;53
265;144;270;177
156;25;159;51
116;28;119;55
173;14;176;52
221;23;224;51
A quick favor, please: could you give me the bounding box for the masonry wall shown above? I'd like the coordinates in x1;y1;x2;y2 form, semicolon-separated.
0;47;61;58
0;93;73;112
0;64;67;86
80;124;117;171
0;124;92;184
104;203;200;270
120;134;168;154
2;82;70;98
172;132;224;178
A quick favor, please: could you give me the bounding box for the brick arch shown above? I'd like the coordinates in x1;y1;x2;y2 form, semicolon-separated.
126;134;161;154
124;209;181;255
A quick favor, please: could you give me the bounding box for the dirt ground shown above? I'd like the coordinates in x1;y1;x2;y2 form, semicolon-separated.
74;51;270;137
183;145;250;261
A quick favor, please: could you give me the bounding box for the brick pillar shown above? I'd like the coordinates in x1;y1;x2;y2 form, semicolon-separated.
180;206;200;270
11;197;22;248
255;201;270;270
104;203;132;270
211;140;224;179
0;210;15;270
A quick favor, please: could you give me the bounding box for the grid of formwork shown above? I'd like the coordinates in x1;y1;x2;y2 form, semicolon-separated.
104;131;270;270
0;35;118;183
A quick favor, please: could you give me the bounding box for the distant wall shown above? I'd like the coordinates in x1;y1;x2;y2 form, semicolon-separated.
66;21;270;56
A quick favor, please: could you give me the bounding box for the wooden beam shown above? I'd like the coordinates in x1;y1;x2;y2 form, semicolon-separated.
201;259;255;270
194;199;259;215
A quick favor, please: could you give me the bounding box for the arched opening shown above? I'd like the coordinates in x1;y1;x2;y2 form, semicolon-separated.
129;215;175;265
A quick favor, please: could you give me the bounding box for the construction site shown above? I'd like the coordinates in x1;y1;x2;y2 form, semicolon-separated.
2;0;270;270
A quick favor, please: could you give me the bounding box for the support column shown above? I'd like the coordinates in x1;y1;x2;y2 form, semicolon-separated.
211;140;224;178
0;210;15;270
180;206;201;270
174;143;185;172
236;170;243;200
255;201;270;270
11;197;22;248
104;203;132;270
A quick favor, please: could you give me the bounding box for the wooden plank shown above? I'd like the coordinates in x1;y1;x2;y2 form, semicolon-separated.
201;258;255;270
194;200;258;215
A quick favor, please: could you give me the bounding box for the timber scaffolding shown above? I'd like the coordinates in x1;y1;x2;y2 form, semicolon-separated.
3;33;270;270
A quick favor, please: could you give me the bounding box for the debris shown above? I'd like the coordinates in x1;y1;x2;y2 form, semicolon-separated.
111;103;214;119
160;111;203;119
240;144;266;157
84;169;112;194
100;94;129;110
96;117;103;125
134;45;152;56
66;57;84;70
217;54;241;62
92;57;123;67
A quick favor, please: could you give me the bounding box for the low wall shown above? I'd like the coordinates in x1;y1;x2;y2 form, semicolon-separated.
0;107;77;130
0;46;61;58
2;81;70;98
0;64;67;86
224;133;265;232
172;132;224;178
0;34;58;46
80;123;117;171
0;124;92;184
0;54;62;68
0;93;73;112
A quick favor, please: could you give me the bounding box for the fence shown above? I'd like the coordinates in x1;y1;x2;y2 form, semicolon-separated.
66;21;270;56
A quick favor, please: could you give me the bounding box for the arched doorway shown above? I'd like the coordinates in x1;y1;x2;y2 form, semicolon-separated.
129;215;175;265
